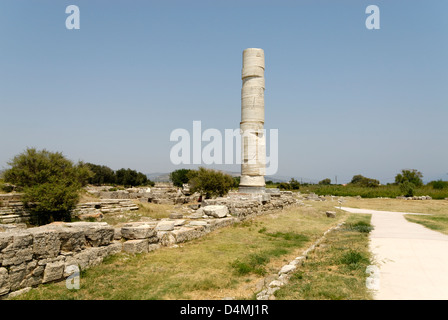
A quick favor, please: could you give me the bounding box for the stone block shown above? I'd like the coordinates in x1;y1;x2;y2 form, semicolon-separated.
29;228;62;259
155;221;175;231
82;225;114;247
42;261;65;283
169;212;183;219
203;205;229;218
0;267;10;296
123;239;149;254
121;224;156;240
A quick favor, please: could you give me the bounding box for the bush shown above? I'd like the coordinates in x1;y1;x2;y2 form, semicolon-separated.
350;175;380;187
399;181;415;197
278;182;292;190
429;180;448;190
187;167;234;199
3;148;91;225
319;178;331;185
289;178;300;190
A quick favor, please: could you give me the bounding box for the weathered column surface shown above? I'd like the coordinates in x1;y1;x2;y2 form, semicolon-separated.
239;48;266;193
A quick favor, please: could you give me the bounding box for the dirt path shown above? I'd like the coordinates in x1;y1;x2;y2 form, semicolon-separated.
340;207;448;300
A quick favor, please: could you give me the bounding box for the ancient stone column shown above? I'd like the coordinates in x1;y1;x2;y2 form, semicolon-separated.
239;48;266;193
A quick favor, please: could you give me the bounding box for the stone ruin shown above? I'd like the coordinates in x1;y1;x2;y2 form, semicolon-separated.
86;183;198;205
0;190;303;299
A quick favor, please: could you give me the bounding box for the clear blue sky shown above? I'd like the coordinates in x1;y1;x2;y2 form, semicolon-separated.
0;0;447;184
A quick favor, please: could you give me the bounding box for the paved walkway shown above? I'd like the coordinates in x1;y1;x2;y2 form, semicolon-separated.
340;207;448;300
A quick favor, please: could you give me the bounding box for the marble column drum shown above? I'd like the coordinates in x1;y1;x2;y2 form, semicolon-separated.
239;48;266;193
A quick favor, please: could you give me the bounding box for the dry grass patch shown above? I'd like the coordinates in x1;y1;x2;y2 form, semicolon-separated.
101;202;176;225
342;197;448;215
341;198;448;235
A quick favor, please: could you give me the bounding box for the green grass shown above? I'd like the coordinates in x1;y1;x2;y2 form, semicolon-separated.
405;215;448;235
230;231;309;276
274;213;374;300
16;203;347;300
302;184;448;199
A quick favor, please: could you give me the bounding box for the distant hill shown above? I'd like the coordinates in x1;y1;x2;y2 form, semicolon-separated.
146;172;171;182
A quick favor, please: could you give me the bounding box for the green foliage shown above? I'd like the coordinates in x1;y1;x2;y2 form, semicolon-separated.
232;176;240;189
399;181;415;197
319;178;331;185
278;182;291;190
278;178;300;191
85;163;153;187
85;163;116;185
3;148;90;225
187;167;234;199
169;169;192;187
350;175;380;187
428;180;448;190
289;178;300;190
115;168;153;187
338;250;369;270
345;221;374;233
395;169;423;187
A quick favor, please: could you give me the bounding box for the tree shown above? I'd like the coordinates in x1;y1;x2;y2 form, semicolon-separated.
3;148;91;225
319;178;331;185
169;169;192;187
289;178;300;190
350;174;380;187
395;169;423;187
187;167;234;199
115;168;152;187
85;163;116;185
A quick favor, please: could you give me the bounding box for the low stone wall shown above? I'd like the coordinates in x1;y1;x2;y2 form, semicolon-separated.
0;195;141;224
86;184;198;205
0;194;29;224
73;199;139;220
0;222;121;298
0;192;302;298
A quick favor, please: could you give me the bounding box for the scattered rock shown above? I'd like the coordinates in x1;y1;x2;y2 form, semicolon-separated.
203;205;229;218
169;213;183;219
326;211;336;218
155;221;175;232
279;264;296;275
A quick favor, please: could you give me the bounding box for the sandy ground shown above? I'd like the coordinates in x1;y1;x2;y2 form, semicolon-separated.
340;207;448;300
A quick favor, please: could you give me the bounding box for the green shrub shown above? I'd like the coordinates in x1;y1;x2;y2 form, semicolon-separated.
319;178;331;185
346;221;374;233
395;169;423;187
339;250;369;270
3;148;91;225
187;167;233;199
399;181;415;197
429;180;448;190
